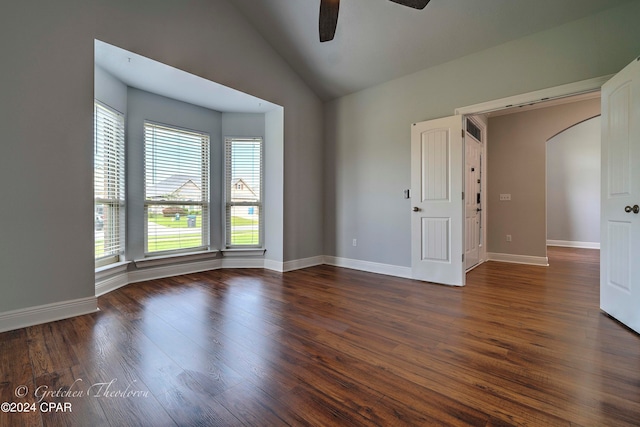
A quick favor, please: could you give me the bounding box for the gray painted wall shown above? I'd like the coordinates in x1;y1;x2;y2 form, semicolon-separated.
547;116;601;244
95;66;127;114
222;113;264;138
264;109;285;263
0;0;322;315
324;1;640;267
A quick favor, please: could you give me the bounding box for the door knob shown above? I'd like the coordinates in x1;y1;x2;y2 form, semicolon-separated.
625;205;640;214
413;207;421;212
476;208;482;213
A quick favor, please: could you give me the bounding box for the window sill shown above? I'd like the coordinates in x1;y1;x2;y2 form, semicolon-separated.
221;248;266;257
134;250;220;268
95;261;130;281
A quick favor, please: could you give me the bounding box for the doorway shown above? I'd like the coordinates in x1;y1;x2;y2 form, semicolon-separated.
412;75;610;286
483;93;601;266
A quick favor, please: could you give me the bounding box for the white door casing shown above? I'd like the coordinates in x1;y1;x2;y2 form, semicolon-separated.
600;56;640;334
465;133;482;269
411;116;465;286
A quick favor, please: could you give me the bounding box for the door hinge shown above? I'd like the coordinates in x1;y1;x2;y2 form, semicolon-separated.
462;254;465;262
462;192;465;200
461;129;465;138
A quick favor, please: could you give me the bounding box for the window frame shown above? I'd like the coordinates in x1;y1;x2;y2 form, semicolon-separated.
94;101;126;267
143;121;210;256
224;137;264;249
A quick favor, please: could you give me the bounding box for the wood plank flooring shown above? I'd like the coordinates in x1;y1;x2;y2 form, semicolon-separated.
2;247;640;426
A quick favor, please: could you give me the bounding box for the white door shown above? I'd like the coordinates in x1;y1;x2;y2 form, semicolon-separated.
411;116;465;286
601;56;640;334
465;134;482;269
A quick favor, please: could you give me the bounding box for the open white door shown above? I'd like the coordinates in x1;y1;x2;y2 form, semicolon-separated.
465;134;482;270
411;116;465;286
601;56;640;334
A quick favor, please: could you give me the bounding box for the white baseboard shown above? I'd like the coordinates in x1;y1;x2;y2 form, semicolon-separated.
487;252;549;266
220;258;265;269
323;256;412;279
128;259;223;284
263;258;283;272
95;271;129;297
96;259;227;295
95;262;130;296
0;296;98;333
547;240;600;249
283;256;325;272
96;256;272;296
264;256;324;273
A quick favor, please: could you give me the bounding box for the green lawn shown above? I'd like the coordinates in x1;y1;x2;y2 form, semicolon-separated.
146;233;203;252
230;216;258;227
95;240;105;258
230;229;260;246
148;214;202;228
96;216;260;257
148;215;259;229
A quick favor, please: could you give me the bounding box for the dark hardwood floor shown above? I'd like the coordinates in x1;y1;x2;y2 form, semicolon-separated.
2;247;640;426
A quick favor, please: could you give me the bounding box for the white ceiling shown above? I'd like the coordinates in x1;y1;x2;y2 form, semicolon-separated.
231;0;634;100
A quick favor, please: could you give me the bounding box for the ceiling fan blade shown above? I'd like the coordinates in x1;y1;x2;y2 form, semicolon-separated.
319;0;340;42
388;0;430;10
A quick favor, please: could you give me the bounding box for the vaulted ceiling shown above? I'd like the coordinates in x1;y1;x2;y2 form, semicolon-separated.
231;0;634;100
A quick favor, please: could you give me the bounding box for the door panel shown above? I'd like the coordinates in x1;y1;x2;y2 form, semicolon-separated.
601;57;640;334
421;217;450;261
465;135;482;269
411;116;464;286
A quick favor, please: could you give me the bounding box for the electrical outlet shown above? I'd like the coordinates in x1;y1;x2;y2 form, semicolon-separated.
500;194;511;201
352;239;357;247
506;235;512;242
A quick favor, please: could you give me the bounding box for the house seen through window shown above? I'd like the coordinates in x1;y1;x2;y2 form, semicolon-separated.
144;122;210;254
225;137;263;247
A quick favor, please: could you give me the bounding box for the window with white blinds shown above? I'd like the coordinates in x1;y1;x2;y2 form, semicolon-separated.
225;137;263;247
144;122;209;254
94;102;125;265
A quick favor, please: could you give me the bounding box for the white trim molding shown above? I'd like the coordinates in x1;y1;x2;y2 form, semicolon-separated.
95;271;129;297
283;256;325;272
263;258;284;272
547;240;600;250
134;250;219;268
455;75;612;116
128;259;223;284
323;256;412;279
0;297;98;333
220;258;264;269
487;252;549;266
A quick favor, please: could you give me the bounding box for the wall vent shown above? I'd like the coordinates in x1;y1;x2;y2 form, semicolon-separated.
466;119;482;142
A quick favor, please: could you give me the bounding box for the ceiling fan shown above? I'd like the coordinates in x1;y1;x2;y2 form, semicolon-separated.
319;0;430;42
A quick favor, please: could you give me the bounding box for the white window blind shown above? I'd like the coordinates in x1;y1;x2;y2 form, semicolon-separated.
94;102;125;265
225;137;263;247
144;122;209;254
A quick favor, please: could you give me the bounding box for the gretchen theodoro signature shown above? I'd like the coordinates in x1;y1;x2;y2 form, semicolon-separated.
30;379;149;403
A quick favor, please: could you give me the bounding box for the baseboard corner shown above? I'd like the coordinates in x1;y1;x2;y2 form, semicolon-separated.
0;296;98;333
